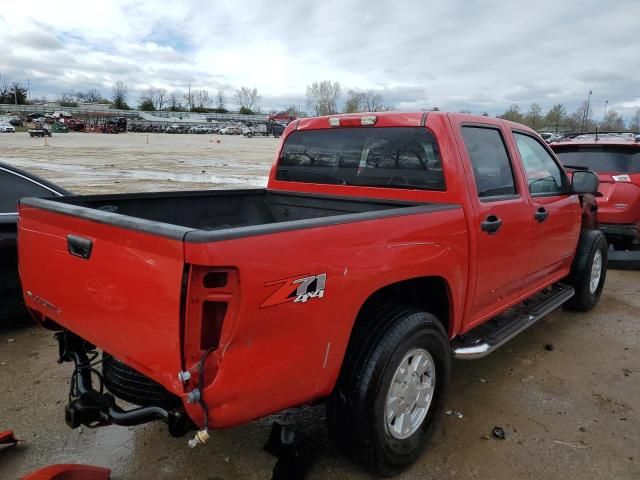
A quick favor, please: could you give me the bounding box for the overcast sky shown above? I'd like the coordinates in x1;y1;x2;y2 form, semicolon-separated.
1;0;639;117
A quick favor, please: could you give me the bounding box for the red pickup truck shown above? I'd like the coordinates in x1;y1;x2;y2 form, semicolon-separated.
18;112;605;476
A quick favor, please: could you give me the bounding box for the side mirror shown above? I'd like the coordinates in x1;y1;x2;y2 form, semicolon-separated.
571;170;599;194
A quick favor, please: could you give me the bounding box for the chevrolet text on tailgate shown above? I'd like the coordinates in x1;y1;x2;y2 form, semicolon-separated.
18;112;606;476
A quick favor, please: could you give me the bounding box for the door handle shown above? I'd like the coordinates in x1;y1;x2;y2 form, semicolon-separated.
481;215;503;235
534;207;549;223
67;234;93;259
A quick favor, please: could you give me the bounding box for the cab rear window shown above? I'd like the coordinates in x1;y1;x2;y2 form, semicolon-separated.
275;127;445;191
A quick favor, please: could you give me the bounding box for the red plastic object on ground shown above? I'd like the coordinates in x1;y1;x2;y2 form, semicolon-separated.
0;429;18;448
21;464;111;480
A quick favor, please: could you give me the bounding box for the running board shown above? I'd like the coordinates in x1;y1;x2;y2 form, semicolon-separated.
452;283;574;360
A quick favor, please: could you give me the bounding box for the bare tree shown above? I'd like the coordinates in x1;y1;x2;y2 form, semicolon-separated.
306;81;341;116
168;91;181;111
567;101;594;131
544;104;567;132
183;88;195;111
216;90;226;110
525;103;543;129
153;88;168;110
194;89;210;108
344;90;366;113
363;90;389;112
499;104;524;123
629;109;640;132
112;81;129;109
58;91;77;106
76;88;103;103
234;86;260;111
138;89;156;111
601;110;625;131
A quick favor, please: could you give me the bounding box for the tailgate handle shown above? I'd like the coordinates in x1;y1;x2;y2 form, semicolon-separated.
67;235;93;260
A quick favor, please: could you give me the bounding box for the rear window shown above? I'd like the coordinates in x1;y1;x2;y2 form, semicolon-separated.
554;146;640;173
275;127;445;191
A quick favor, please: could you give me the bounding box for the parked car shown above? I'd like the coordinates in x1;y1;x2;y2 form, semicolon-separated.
551;132;640;267
219;126;243;135
267;111;297;123
540;132;562;143
27;113;44;121
8;118;23;127
18;112;603;476
0;162;69;319
0;123;16;133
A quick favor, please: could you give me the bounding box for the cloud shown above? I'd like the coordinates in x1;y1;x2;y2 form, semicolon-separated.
1;0;639;118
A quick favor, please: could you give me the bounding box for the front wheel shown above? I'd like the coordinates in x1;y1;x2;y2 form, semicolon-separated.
565;229;607;311
327;305;451;476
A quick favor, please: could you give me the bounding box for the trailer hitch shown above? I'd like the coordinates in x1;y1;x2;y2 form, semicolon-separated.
55;331;193;437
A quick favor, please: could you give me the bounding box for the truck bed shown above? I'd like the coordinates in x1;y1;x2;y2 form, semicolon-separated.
20;189;451;242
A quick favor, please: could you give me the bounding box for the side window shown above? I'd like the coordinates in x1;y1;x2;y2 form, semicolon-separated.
514;133;565;195
461;126;516;199
0;170;55;213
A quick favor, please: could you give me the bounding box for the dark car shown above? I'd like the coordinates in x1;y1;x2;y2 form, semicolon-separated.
0;163;70;319
9;118;23;127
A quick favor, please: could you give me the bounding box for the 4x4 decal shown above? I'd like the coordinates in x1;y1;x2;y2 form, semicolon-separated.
261;273;327;308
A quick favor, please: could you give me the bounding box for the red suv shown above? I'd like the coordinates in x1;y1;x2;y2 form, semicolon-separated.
267;111;296;123
551;132;640;267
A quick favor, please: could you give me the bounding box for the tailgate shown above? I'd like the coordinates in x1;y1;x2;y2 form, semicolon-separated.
596;173;640;224
18;200;189;395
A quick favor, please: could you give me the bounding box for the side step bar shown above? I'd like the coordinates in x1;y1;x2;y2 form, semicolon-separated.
452;283;575;360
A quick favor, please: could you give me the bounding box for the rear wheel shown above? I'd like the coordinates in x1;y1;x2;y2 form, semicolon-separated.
327;305;450;476
565;229;607;311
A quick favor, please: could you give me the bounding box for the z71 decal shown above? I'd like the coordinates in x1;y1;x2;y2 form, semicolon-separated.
261;273;327;308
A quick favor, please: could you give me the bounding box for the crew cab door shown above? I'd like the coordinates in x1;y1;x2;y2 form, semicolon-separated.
510;131;581;284
458;125;533;324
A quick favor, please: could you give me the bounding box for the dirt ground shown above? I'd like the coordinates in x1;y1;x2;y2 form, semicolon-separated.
0;133;639;479
0;132;277;193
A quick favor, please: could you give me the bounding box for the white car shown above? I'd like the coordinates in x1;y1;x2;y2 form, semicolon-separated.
0;123;16;133
219;126;243;135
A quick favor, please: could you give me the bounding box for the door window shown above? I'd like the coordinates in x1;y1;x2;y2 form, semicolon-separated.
514;133;566;195
461;126;516;199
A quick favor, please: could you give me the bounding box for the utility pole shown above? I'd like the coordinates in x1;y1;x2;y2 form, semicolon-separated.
188;84;191;112
602;100;608;129
27;79;31;101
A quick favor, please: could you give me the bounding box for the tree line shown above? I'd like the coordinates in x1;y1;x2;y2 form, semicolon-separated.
2;72;639;131
496;102;640;133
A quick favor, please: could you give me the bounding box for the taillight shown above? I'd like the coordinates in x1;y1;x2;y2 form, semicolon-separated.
612;174;631;182
329;115;377;127
183;266;239;375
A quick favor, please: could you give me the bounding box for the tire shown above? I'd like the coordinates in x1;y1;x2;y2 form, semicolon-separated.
102;354;181;409
565;229;607;311
327;305;451;476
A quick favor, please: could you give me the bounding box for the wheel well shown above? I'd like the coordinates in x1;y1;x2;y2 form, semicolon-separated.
355;276;450;336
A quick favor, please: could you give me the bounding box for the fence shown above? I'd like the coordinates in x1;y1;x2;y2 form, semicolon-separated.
0;104;270;123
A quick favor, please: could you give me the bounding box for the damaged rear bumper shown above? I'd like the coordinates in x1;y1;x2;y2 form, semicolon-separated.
56;331;195;437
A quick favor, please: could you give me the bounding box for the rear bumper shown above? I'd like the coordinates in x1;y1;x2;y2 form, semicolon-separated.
608;245;640;270
599;223;639;239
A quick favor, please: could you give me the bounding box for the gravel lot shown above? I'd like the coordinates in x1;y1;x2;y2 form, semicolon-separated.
0;132;638;479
